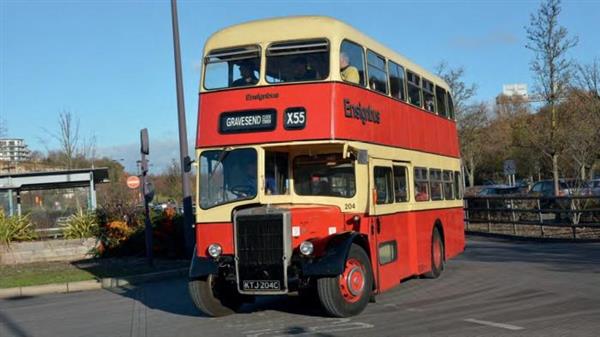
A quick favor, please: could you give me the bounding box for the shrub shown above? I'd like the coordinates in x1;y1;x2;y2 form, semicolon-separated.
63;210;99;239
0;211;36;245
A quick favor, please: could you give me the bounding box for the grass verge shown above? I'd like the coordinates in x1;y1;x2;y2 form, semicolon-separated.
0;258;189;289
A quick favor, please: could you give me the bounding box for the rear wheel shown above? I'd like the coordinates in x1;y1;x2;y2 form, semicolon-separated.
316;244;373;317
188;274;244;317
424;227;445;279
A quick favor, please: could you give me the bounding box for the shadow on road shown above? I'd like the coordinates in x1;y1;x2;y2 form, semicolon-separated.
0;310;32;337
108;277;330;318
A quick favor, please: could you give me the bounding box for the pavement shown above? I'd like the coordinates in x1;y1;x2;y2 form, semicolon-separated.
1;235;600;337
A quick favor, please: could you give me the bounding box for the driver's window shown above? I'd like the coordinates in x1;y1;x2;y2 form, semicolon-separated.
265;151;289;195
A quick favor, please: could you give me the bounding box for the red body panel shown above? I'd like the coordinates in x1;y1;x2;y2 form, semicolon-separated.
194;206;465;293
197;83;459;158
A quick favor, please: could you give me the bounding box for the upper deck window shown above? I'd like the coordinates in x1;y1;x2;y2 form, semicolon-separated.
340;40;365;85
436;86;448;117
407;71;422;108
388;61;406;101
448;95;455;119
367;50;388;94
423;79;436;113
204;45;261;90
266;39;329;83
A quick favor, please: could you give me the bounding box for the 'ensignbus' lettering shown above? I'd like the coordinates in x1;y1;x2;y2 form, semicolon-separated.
343;99;381;125
246;93;279;101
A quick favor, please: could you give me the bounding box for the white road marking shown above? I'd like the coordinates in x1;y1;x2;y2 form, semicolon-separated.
463;318;524;331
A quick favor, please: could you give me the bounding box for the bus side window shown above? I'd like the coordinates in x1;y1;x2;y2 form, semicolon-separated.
436;86;448;118
393;166;409;202
340;40;365;86
448;95;455;120
407;71;422;108
430;169;443;200
423;79;436;113
367;50;388;94
265;151;289;195
443;170;454;200
454;170;463;198
414;167;429;201
388;61;406;101
374;166;394;204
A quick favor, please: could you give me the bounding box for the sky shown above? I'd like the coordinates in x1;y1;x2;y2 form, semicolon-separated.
1;0;599;172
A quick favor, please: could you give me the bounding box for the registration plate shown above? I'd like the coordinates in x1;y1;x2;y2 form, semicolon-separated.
242;280;281;291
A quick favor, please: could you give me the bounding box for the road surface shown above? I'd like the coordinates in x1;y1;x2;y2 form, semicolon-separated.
2;235;600;337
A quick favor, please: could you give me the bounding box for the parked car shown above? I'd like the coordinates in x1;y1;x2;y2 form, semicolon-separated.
478;185;522;196
529;179;591;197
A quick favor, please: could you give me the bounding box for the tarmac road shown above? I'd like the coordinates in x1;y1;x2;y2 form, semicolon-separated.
1;235;599;337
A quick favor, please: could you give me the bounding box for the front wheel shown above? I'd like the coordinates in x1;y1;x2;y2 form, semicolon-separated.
316;244;373;317
188;274;244;317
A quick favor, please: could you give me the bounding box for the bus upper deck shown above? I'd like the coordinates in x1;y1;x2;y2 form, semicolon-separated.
197;16;459;158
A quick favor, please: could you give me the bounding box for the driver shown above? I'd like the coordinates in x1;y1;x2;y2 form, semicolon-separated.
226;160;257;198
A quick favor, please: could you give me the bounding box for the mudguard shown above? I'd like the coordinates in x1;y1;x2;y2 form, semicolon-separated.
189;247;218;280
302;231;366;276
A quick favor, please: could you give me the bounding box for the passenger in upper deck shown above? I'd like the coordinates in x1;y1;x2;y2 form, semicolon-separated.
340;52;360;84
290;57;317;81
231;61;258;87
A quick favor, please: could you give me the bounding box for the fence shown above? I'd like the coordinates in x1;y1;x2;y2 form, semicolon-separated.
464;195;600;239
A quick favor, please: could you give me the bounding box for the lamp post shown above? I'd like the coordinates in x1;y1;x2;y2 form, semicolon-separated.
170;0;195;256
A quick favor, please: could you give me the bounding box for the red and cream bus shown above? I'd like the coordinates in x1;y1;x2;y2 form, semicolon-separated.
190;16;465;317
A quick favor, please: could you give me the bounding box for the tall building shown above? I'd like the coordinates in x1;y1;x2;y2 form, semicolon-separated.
0;138;31;162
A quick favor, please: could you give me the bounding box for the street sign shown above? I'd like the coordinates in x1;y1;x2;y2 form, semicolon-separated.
126;176;140;189
503;160;516;176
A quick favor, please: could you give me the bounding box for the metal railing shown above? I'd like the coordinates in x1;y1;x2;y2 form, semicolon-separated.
464;195;600;239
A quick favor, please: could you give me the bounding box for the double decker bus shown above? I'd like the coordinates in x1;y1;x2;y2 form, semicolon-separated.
190;16;465;317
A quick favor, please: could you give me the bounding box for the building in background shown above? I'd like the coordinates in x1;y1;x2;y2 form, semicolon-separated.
502;83;528;98
0;138;31;162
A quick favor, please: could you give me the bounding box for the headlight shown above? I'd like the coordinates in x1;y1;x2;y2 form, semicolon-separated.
207;243;222;258
299;241;314;256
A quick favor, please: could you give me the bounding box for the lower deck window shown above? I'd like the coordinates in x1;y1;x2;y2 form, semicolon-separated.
293;154;355;197
430;169;443;200
414;167;429;201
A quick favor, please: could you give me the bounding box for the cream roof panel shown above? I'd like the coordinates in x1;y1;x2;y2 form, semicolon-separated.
203;16;450;91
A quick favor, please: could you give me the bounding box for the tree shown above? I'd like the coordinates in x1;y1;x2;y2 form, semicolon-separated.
457;103;489;187
435;62;479;186
525;0;578;195
45;110;80;169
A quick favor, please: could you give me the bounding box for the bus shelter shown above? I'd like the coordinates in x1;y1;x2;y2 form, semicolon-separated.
0;168;109;216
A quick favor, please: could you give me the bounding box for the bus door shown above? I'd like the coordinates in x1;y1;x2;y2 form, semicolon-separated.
368;158;402;292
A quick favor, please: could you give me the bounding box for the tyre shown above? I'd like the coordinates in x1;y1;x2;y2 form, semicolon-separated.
316;243;373;317
423;227;445;279
188;274;244;317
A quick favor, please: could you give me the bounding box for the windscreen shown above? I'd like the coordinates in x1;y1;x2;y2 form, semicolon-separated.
199;148;257;209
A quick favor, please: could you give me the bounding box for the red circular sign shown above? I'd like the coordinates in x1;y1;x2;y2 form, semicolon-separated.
126;176;141;189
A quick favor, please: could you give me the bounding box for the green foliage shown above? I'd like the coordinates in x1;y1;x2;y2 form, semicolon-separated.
63;210;99;239
0;212;36;245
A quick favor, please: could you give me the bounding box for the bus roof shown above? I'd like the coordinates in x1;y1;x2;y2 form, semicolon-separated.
203;16;450;92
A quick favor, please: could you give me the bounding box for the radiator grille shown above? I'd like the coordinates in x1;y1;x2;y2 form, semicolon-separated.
236;214;285;286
